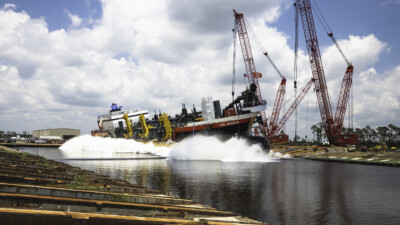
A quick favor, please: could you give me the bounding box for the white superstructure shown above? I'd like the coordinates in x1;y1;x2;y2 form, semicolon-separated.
97;104;149;131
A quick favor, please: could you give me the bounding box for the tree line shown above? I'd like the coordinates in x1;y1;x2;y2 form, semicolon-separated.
310;123;400;148
0;131;31;139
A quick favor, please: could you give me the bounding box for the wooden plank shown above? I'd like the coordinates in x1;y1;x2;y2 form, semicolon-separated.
0;193;234;216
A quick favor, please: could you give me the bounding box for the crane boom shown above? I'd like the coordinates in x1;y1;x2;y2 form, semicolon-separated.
269;78;315;137
334;65;353;136
243;16;288;139
328;33;351;66
268;78;286;135
297;0;335;143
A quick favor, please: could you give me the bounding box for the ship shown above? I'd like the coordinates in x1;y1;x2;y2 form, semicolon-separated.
96;103;149;137
92;84;270;150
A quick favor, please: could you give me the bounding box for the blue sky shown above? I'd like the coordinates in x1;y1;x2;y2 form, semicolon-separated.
0;0;399;139
8;0;102;30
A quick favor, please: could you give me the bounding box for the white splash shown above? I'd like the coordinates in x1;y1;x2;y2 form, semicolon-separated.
268;150;292;159
60;135;277;162
60;135;172;158
169;135;275;162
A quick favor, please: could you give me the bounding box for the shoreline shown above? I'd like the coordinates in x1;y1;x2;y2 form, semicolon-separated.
304;151;400;167
0;145;268;224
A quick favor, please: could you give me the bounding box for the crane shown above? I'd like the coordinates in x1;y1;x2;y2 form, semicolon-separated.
242;16;288;138
268;77;286;136
296;0;358;145
233;10;268;136
268;78;315;139
234;10;309;142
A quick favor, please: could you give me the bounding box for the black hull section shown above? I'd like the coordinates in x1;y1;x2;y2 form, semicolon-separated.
242;135;270;151
172;118;270;151
173;120;252;142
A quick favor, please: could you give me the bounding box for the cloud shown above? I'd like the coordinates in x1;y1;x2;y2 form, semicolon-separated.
280;33;389;139
65;9;83;27
319;34;388;106
353;66;400;127
2;4;15;10
0;0;396;139
322;34;388;73
0;8;51;79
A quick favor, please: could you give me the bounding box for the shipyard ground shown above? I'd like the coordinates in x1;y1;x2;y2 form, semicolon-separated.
1;142;62;148
0;146;267;225
271;144;400;167
304;151;400;167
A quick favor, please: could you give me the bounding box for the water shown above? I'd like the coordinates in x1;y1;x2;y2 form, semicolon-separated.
18;135;400;225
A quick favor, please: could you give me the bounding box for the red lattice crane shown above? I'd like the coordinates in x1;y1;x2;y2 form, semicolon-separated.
296;0;358;145
234;10;304;141
233;10;268;135
268;78;286;136
268;78;315;138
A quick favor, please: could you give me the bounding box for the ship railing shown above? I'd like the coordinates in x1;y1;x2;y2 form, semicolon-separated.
243;100;266;108
98;109;143;119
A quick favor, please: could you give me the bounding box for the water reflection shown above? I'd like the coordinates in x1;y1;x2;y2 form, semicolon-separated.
17;148;400;225
66;158;171;193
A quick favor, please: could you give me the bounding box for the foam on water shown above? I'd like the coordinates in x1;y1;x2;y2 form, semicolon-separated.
268;150;292;159
60;135;172;158
60;135;277;162
169;135;275;162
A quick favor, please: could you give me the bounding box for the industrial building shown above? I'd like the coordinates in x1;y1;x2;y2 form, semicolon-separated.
32;128;80;140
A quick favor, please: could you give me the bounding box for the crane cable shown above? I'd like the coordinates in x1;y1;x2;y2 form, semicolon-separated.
306;95;309;141
294;0;300;141
311;0;350;66
243;16;287;127
311;0;331;35
232;20;238;102
244;18;285;80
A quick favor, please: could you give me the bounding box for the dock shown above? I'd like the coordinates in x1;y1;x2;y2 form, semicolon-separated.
0;142;62;148
0;146;267;224
304;151;400;167
271;144;400;167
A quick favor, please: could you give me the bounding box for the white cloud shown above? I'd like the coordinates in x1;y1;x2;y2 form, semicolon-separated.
2;4;15;10
0;0;396;139
263;5;282;23
353;66;400;126
322;34;387;73
282;33;390;139
65;9;83;27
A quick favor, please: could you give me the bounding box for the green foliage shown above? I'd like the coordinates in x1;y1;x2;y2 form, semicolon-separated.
309;123;399;148
344;124;398;148
311;122;324;144
354;124;400;148
67;174;89;189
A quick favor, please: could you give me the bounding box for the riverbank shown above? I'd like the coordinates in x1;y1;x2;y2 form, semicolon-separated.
0;145;267;224
0;142;62;148
304;151;400;167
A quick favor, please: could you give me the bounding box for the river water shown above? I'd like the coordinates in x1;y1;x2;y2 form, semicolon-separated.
19;135;400;225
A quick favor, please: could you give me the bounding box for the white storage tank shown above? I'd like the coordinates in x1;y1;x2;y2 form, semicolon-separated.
201;97;215;121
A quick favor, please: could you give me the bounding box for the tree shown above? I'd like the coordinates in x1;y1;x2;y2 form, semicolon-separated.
388;124;398;142
365;126;373;142
376;126;389;142
355;128;365;142
311;122;324;144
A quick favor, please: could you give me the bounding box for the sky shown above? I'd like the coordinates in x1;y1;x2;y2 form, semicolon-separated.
0;0;399;140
